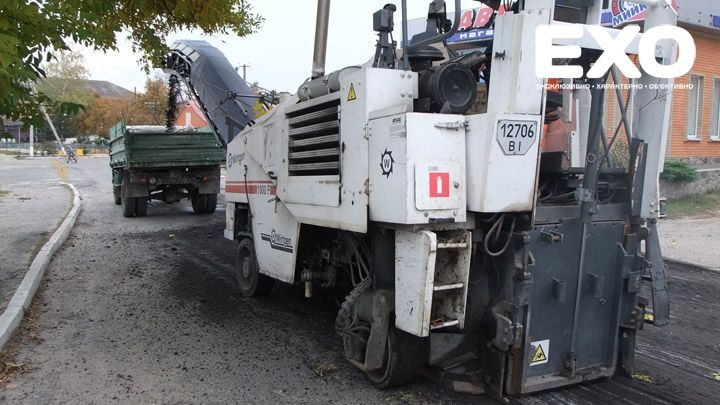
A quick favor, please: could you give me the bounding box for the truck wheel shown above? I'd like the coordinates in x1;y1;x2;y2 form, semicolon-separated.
366;325;428;388
191;193;207;214
191;193;217;214
205;193;217;214
135;197;148;217
113;186;121;205
235;238;274;297
122;197;136;217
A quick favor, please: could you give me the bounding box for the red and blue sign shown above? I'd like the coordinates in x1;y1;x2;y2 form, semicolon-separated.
446;4;507;45
601;0;679;27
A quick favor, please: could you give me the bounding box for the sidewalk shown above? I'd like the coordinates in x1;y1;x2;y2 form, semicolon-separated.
0;155;70;313
658;217;720;271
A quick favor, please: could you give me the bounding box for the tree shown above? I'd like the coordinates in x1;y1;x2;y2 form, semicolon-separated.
0;1;262;127
35;50;93;139
73;96;125;138
74;78;171;137
44;51;90;82
134;78;170;125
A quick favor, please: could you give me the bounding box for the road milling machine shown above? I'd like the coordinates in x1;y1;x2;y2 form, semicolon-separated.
170;0;678;400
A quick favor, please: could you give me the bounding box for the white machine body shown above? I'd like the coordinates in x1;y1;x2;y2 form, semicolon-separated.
219;1;676;394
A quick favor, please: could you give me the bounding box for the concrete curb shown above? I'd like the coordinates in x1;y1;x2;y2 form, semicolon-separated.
0;182;81;351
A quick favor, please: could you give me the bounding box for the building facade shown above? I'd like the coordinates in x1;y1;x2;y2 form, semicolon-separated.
1;119;31;143
173;100;210;128
667;7;720;158
602;1;720;159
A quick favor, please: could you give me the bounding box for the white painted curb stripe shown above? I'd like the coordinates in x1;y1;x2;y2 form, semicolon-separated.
0;182;81;350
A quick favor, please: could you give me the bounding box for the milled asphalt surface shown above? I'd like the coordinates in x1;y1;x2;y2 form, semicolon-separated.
1;157;475;405
0;155;71;313
0;156;718;404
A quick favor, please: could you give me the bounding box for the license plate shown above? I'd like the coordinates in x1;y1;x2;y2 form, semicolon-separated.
496;120;538;155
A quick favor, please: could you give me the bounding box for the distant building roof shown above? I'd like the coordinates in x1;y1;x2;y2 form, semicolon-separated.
82;80;133;100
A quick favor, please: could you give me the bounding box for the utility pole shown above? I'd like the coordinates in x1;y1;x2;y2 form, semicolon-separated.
39;103;67;155
145;101;160;125
29;125;34;158
238;64;250;81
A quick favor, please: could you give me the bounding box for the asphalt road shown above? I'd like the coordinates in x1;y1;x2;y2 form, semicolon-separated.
0;157;718;404
0;155;71;313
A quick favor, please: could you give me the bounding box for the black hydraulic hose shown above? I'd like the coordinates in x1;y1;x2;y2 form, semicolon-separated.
483;214;516;257
243;165;253;235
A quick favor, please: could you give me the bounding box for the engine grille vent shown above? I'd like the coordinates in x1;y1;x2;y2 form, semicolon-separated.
287;99;341;176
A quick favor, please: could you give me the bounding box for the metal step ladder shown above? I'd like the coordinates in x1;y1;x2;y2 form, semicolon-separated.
395;229;473;337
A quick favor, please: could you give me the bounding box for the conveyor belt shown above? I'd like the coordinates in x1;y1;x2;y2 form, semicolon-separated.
164;40;256;147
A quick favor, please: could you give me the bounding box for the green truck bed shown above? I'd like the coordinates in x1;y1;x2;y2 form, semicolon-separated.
109;121;225;169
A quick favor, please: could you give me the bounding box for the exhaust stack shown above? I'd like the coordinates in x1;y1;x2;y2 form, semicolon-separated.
312;0;331;79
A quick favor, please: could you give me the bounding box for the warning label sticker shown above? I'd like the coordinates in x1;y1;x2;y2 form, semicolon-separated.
530;339;549;366
429;172;450;198
347;83;357;101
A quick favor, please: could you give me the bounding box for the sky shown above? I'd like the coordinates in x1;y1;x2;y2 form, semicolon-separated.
78;1;468;94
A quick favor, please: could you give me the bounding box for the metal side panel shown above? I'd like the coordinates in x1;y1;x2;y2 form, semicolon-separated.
224;133;299;284
251;198;300;284
520;220;625;393
281;68;416;233
465;9;550;214
466;112;543;213
395;230;437;338
522;220;583;385
369;112;467;224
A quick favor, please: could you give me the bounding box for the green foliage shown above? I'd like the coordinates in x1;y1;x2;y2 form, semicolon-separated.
607;139;630;170
37;51;92;107
35;50;92;138
661;160;699;183
666;190;720;218
73;78;171;136
39;141;59;156
253;100;268;119
0;0;262;127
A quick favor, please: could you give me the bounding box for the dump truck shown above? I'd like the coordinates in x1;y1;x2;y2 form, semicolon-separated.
166;0;678;401
109;121;225;217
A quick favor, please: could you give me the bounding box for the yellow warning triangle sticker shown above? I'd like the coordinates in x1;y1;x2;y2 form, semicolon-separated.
532;345;547;363
347;83;357;101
